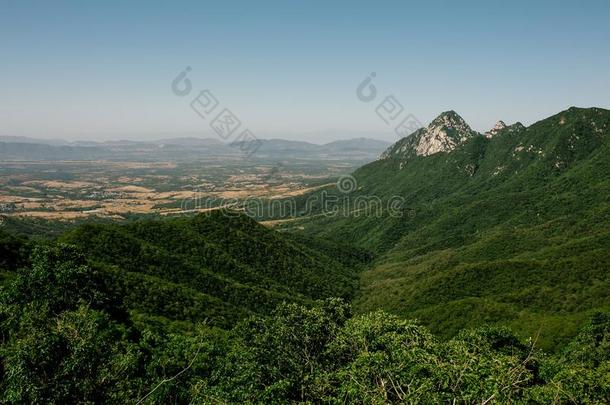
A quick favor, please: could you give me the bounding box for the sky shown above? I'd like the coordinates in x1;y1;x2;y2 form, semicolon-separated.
1;0;609;143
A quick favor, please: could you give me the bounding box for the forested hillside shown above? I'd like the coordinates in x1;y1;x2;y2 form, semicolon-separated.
282;107;610;350
55;211;367;327
1;208;610;402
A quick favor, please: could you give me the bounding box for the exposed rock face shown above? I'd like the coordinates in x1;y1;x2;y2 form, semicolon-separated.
380;111;479;160
485;120;507;138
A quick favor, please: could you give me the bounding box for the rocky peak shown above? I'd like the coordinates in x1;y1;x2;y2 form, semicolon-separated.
485;121;526;138
415;111;478;156
485;120;507;138
428;111;470;133
380;111;480;159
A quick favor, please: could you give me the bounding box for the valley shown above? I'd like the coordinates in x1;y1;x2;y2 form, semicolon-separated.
0;149;367;220
2;107;610;403
4;2;610;402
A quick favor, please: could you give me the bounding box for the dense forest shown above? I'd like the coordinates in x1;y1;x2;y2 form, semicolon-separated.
1;214;610;403
278;107;610;351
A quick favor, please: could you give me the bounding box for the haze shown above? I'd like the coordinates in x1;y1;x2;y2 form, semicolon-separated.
1;0;609;143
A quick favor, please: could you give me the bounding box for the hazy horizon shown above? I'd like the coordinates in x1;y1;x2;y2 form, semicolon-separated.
2;0;609;143
0;105;606;145
0;130;395;145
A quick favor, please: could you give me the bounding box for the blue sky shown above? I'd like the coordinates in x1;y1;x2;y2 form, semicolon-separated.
1;0;609;143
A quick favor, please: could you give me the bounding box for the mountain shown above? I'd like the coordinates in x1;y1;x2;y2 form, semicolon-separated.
282;106;610;351
56;211;368;327
249;139;321;153
0;135;69;145
323;137;391;152
485;120;507;138
3;222;608;402
233;138;390;159
153;137;225;147
484;120;526;138
0;136;389;161
380;110;479;159
2;190;609;403
0;141;108;160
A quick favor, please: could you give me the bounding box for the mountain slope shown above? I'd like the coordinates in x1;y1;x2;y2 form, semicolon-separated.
282;106;610;350
58;211;367;327
380;110;479;159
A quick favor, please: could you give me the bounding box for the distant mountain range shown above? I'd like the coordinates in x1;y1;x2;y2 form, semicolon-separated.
0;135;390;161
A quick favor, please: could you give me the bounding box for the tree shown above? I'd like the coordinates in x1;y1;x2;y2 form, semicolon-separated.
0;244;143;403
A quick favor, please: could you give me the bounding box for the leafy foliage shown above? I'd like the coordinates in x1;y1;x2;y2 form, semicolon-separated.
0;237;609;402
57;211;364;327
282;107;610;350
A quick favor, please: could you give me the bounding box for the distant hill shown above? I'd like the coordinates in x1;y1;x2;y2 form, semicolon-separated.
324;137;391;152
282;106;610;351
153;137;225;147
0;135;69;145
0;136;389;161
0;142;108;160
231;137;390;159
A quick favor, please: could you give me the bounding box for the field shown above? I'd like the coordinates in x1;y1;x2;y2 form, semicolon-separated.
0;157;358;221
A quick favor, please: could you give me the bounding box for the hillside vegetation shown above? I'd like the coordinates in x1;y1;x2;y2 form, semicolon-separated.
1;240;609;403
1;107;610;402
282;107;610;351
56;211;367;328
